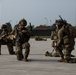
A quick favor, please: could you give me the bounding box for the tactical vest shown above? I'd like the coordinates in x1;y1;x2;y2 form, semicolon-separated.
16;29;30;44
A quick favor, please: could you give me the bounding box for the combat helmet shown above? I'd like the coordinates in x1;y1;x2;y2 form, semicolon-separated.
55;19;62;24
1;24;7;29
55;19;67;25
19;18;27;26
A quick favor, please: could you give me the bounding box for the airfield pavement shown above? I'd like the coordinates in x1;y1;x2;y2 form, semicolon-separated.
0;38;76;75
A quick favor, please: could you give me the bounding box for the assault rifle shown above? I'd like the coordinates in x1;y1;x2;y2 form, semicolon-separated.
0;34;7;39
59;15;67;24
59;15;63;21
15;28;21;45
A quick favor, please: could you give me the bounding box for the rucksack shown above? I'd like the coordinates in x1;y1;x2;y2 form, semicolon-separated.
64;24;76;38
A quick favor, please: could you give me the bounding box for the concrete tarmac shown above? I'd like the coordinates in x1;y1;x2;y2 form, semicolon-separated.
0;39;76;75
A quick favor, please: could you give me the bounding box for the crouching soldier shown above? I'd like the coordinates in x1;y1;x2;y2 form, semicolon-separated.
0;24;15;55
54;19;76;63
11;19;32;61
45;29;61;57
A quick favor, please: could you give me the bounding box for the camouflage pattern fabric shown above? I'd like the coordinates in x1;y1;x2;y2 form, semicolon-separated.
13;25;31;61
0;30;15;55
57;25;75;63
50;29;61;57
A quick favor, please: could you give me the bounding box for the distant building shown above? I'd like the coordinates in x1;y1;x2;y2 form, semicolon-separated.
32;25;52;36
0;25;52;36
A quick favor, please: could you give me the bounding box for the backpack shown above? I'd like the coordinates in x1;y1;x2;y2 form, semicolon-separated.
64;24;76;38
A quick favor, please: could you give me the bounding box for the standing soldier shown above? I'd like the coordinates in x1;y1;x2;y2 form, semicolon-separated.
0;24;15;55
11;19;32;61
54;19;76;63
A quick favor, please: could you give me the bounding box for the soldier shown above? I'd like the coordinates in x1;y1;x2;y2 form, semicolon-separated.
35;36;47;41
51;29;61;57
54;19;76;63
11;19;32;61
0;24;15;55
45;21;75;57
45;29;61;57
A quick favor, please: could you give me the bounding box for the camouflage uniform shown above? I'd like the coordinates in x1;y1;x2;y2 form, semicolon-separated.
50;29;61;57
45;28;62;57
55;20;75;63
12;19;32;61
0;24;15;55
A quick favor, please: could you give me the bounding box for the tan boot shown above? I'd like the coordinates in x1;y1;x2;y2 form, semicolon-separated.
45;51;52;57
58;58;65;62
66;58;76;63
53;53;60;57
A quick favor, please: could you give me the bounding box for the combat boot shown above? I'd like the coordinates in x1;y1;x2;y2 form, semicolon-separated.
45;51;52;57
24;59;28;62
53;53;60;57
65;58;76;63
24;57;28;62
17;54;24;61
58;58;65;62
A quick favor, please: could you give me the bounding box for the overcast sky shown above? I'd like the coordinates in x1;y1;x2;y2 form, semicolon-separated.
0;0;76;27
